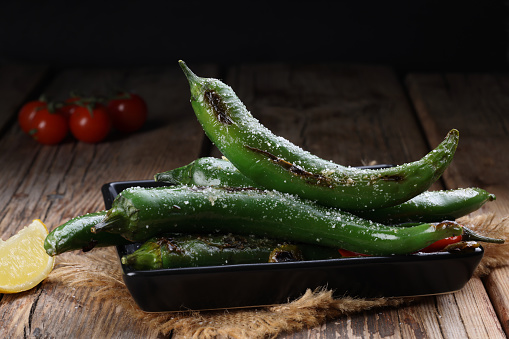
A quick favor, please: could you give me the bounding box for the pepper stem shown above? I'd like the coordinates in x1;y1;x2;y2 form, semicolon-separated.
90;213;123;234
463;226;505;243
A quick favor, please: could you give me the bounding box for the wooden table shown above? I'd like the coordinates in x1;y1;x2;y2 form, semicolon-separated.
0;61;508;338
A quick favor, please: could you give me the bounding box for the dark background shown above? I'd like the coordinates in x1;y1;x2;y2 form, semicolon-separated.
0;1;507;71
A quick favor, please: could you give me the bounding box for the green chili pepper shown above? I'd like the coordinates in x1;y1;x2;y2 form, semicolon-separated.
156;157;495;224
420;226;504;252
178;60;459;211
44;211;132;256
155;156;260;188
355;187;496;224
341;226;504;256
121;233;281;270
92;185;462;256
122;234;344;270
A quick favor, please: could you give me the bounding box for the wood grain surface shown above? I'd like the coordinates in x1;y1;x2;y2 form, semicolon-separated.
407;72;509;338
0;62;507;338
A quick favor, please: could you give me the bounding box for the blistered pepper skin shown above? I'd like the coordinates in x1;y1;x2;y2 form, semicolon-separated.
92;185;462;256
122;234;281;270
178;60;459;211
156;157;495;224
122;234;344;270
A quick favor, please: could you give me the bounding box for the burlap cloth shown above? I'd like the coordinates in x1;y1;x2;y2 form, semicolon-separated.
48;213;509;338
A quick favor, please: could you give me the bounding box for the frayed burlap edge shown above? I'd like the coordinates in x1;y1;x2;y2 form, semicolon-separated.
47;213;508;338
457;213;509;277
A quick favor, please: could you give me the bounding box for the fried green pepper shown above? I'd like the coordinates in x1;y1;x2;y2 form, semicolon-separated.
178;60;459;211
122;234;344;270
155;157;495;224
340;226;504;256
92;185;462;256
121;234;281;270
356;187;496;224
155;156;260;188
44;211;132;256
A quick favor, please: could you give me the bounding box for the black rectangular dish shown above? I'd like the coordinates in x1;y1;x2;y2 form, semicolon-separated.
102;180;484;312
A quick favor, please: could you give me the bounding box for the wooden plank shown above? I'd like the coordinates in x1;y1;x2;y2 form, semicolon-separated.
217;63;435;167
485;266;509;333
0;64;216;338
406;73;509;215
2;63;505;338
214;63;477;338
406;72;509;337
0;62;51;237
280;278;505;339
0;62;49;134
453;277;506;338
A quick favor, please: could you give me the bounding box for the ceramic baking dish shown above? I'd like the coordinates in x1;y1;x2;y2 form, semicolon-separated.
101;179;483;312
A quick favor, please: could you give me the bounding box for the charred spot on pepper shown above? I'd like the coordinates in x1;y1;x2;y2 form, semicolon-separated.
219;234;248;249
434;220;462;232
269;244;303;262
82;240;98;252
444;241;480;252
157;237;184;254
380;173;406;182
271;251;296;262
188;185;259;193
204;90;233;125
245;145;333;187
194;234;249;251
216;186;260;193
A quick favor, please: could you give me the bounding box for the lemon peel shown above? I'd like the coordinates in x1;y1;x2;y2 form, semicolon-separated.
0;219;55;293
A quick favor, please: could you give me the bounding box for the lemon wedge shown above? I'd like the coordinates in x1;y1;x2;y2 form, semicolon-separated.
0;219;55;293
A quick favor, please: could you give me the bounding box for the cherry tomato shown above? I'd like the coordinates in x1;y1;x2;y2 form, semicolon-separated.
18;99;47;134
70;104;112;143
29;108;69;145
106;93;147;133
58;96;81;121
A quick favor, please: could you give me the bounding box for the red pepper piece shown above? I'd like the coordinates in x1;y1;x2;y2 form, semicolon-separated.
419;235;463;252
338;248;372;257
